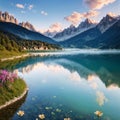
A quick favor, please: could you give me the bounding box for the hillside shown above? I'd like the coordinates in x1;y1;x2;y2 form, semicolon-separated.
0;30;60;59
0;22;57;44
59;27;101;48
88;19;120;49
59;14;120;49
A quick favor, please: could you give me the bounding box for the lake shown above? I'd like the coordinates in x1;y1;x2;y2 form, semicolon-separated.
0;49;120;120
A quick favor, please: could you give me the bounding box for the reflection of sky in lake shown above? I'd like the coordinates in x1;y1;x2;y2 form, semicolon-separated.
12;53;120;120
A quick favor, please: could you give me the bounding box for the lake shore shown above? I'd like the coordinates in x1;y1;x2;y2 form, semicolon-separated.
0;87;29;110
0;53;30;62
0;49;63;62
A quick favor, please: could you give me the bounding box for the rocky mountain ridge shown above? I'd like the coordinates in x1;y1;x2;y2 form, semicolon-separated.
0;11;36;31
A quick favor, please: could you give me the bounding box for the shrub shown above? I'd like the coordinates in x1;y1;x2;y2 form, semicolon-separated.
0;70;17;86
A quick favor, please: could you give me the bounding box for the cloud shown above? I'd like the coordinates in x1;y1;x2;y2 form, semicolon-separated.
28;5;34;10
96;91;108;106
84;0;116;10
69;72;81;82
87;74;97;81
84;10;98;18
107;84;119;90
41;11;48;16
107;12;117;17
39;22;62;33
49;23;62;32
16;4;24;9
65;12;83;25
65;10;98;25
90;82;98;89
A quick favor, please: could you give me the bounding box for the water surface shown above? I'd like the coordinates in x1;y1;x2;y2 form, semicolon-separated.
1;50;120;120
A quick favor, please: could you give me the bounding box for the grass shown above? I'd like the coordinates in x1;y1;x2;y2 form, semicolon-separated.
0;78;27;106
0;50;26;59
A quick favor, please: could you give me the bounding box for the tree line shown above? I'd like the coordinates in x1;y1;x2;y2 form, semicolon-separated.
0;31;60;52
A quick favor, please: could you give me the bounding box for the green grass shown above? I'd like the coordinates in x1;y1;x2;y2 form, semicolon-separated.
0;78;27;106
0;50;26;59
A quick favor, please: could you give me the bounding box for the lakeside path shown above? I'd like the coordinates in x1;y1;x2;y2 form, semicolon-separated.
0;54;30;62
0;87;29;110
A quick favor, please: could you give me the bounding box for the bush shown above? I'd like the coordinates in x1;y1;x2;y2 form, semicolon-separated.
0;70;17;86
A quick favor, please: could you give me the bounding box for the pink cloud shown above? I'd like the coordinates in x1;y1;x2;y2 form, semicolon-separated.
49;23;62;32
65;12;83;25
84;0;116;10
84;10;98;18
39;22;62;33
65;10;98;25
107;12;117;17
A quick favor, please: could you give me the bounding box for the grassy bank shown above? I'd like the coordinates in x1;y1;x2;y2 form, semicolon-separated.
0;50;26;59
0;70;27;106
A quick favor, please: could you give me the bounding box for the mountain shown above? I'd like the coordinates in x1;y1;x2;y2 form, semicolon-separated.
59;27;101;48
0;30;60;54
88;19;120;49
53;25;76;41
0;11;36;32
0;11;18;24
0;22;57;44
97;14;117;33
19;22;36;31
53;19;96;41
60;14;120;49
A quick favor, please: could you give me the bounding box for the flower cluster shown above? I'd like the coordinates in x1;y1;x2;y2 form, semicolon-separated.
0;70;18;85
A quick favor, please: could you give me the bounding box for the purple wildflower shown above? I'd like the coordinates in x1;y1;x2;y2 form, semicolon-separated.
0;70;18;86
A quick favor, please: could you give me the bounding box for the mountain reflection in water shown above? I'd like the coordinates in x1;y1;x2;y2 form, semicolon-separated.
1;51;120;120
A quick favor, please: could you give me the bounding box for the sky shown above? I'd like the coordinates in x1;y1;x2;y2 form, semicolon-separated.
0;0;120;32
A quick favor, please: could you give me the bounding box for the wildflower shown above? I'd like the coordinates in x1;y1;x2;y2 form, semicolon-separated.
0;70;18;85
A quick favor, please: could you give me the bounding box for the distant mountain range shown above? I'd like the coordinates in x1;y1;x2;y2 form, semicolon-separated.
59;14;120;49
53;19;97;41
0;10;120;49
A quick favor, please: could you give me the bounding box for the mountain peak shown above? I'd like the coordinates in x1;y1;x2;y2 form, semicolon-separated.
19;21;36;31
85;18;93;24
97;14;117;33
53;18;96;41
0;11;18;24
69;24;76;28
0;11;36;32
78;18;96;29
